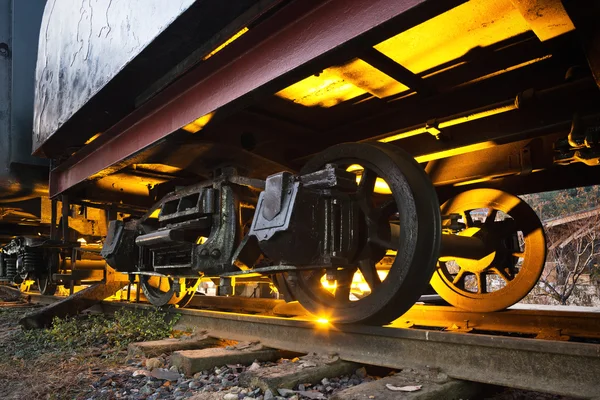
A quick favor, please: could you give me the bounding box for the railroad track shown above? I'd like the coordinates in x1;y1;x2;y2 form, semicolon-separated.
20;291;600;398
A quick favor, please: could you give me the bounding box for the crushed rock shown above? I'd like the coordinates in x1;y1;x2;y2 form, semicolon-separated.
81;353;375;400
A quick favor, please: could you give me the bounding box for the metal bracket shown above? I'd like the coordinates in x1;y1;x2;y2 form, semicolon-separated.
219;277;234;296
519;145;533;175
250;177;299;241
262;172;292;221
554;115;600;166
425;119;443;140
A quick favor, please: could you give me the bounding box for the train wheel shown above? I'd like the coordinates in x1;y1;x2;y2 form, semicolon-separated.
140;275;199;307
271;274;295;301
37;250;59;296
430;188;546;312
14;256;28;284
283;143;441;325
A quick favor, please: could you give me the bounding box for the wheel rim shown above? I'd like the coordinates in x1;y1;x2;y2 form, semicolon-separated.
15;256;27;284
272;274;295;301
38;250;59;296
430;188;546;312
140;275;199;307
37;274;57;295
282;143;441;325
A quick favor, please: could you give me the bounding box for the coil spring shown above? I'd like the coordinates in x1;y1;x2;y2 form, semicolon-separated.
5;259;16;281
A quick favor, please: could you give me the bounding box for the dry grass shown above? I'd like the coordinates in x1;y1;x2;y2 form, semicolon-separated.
0;305;116;400
0;351;113;399
0;300;178;399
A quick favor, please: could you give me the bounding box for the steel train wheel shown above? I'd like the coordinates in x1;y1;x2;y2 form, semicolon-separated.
272;274;295;301
37;250;59;296
430;188;546;312
283;143;441;325
140;275;199;307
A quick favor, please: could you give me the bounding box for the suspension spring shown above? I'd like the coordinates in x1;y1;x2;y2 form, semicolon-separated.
5;258;16;281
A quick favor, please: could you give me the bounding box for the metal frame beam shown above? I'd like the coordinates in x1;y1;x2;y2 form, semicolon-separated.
360;48;433;95
49;0;465;197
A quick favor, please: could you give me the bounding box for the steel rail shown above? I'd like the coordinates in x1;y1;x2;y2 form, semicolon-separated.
24;291;600;340
268;300;600;340
92;300;600;399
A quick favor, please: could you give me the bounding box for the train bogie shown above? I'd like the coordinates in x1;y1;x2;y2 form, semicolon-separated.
1;0;600;325
100;142;550;324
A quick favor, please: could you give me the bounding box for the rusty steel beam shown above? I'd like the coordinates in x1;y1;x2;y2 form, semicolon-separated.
49;0;465;197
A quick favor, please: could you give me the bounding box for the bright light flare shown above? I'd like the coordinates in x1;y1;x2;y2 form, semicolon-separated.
320;277;337;290
321;269;390;297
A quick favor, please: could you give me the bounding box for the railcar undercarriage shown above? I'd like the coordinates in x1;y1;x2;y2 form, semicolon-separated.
100;142;546;325
0;0;596;326
0;235;107;296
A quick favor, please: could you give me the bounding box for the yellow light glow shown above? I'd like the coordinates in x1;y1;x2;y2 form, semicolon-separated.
316;318;329;324
149;209;160;219
457;55;552;87
329;58;409;98
77;238;87;244
379;105;515;144
84;133;102;145
351;269;390;295
436;104;517;129
197;236;207;245
511;0;575;41
276;72;365;107
378;127;429;143
275;55;413;108
414;141;497;163
320;269;391;298
203;27;249;61
350;166;392;195
374;0;531;75
182;112;215;133
453;176;495;186
275;56;413;108
134;164;183;174
374;178;391;194
320;276;337;290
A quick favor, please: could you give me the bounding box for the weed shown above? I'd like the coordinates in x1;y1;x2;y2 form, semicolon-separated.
7;308;180;360
0;307;181;399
